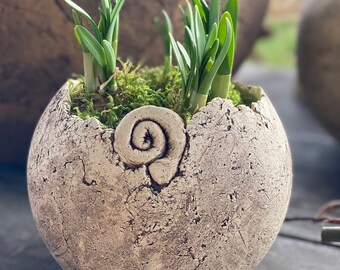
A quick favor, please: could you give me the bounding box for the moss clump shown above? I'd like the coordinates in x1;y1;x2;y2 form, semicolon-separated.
69;64;246;129
227;84;243;107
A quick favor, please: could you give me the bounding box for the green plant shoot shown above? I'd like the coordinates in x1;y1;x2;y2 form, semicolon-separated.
64;0;125;93
155;11;173;75
210;0;238;99
163;0;238;113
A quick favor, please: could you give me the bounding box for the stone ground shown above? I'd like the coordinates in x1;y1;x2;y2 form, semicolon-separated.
0;63;339;269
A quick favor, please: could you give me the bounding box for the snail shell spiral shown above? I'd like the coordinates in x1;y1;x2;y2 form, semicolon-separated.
114;106;186;186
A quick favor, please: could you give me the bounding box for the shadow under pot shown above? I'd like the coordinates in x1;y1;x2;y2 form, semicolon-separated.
27;83;292;269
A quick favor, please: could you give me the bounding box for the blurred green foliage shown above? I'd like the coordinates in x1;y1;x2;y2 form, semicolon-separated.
250;18;298;67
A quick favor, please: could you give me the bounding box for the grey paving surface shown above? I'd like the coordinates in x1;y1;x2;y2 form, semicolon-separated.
0;167;60;270
0;63;339;269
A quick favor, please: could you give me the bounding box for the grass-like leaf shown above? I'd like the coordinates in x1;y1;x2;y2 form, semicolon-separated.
194;6;206;64
208;0;221;31
74;27;89;53
204;58;214;74
201;39;218;74
193;0;208;22
106;0;125;43
112;18;119;54
177;42;191;68
169;34;187;87
106;17;117;44
162;11;173;57
165;0;238;112
209;39;219;59
64;0;102;41
75;25;106;68
98;8;108;34
217;11;234;75
199;16;232;95
225;0;238;38
65;0;92;20
186;0;195;28
101;0;111;18
184;26;197;97
204;23;218;53
66;0;125;93
103;39;116;73
72;9;81;25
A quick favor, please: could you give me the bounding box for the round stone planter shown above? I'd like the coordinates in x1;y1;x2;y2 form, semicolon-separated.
27;84;292;269
298;0;340;141
0;0;269;166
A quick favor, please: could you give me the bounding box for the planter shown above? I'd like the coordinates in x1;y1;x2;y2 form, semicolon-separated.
297;0;340;141
0;0;269;166
27;84;292;269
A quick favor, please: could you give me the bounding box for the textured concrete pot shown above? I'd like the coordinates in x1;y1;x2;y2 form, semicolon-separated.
27;83;292;269
297;0;340;141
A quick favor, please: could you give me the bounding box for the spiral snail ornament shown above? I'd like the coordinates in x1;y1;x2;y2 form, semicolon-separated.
114;106;186;186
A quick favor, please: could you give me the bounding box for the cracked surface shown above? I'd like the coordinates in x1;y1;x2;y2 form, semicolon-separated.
27;85;292;270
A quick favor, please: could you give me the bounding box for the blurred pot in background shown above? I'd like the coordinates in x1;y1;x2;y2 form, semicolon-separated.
0;0;269;166
298;0;340;141
0;0;82;166
234;0;269;71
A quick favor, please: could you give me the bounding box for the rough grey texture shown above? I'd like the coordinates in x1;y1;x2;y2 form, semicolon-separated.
27;84;292;270
298;0;340;141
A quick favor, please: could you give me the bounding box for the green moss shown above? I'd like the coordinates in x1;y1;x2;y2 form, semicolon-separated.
227;84;243;107
233;82;262;107
69;65;184;129
69;65;248;129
